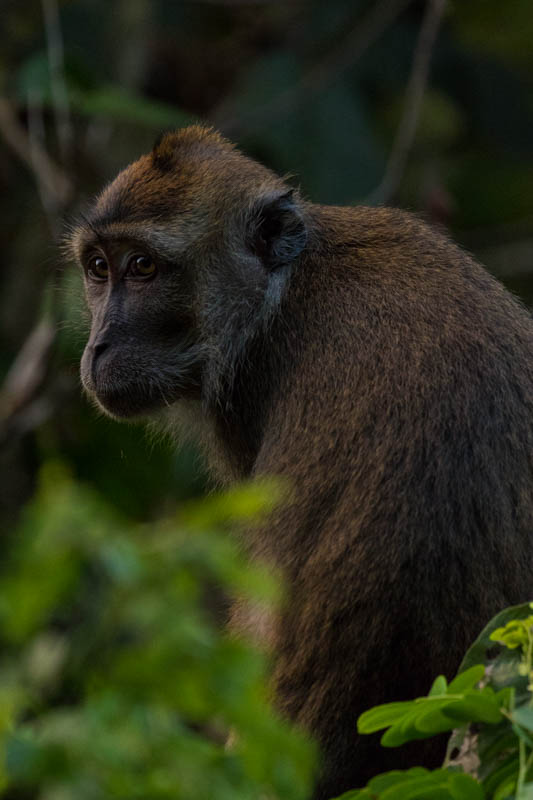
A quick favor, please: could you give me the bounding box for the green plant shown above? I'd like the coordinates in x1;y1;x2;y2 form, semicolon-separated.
336;603;533;800
0;463;315;799
4;464;533;800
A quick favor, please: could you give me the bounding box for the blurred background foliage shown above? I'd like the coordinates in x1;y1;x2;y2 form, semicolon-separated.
1;0;533;526
0;465;315;798
0;1;533;795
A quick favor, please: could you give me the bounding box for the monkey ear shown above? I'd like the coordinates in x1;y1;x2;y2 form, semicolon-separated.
248;190;307;270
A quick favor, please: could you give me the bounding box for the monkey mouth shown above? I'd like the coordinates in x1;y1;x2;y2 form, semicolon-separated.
82;362;200;419
80;339;203;419
90;382;171;419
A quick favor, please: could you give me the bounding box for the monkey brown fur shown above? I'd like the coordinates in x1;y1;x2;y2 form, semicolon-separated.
70;126;533;798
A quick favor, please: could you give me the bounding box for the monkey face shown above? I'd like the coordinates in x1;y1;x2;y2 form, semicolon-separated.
70;126;307;419
78;236;202;419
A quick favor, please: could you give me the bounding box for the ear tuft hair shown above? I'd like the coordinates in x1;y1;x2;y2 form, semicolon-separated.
249;190;307;270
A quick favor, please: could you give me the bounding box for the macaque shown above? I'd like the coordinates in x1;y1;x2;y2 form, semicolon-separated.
70;126;533;798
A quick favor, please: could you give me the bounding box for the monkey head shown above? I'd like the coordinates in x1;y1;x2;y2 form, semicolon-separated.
69;126;307;420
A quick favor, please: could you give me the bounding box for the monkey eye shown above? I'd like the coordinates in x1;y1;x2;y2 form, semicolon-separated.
87;256;109;281
129;254;157;279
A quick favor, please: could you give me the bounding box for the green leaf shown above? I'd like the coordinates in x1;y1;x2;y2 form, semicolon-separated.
494;687;514;710
482;754;519;796
449;773;485;800
358;702;416;734
380;721;414;748
448;665;485;693
493;777;518;800
379;771;457;799
428;675;448;696
444;693;503;725
459;602;533;673
477;726;517;764
510;706;533;732
368;769;425;792
491;618;533;651
381;709;428;748
414;706;456;736
344;768;484;800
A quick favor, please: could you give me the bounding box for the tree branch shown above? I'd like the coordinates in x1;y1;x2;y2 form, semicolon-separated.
42;0;73;160
0;96;73;212
0;318;56;445
368;0;448;205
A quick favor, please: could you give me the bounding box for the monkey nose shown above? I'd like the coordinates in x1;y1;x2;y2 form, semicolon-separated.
92;339;110;362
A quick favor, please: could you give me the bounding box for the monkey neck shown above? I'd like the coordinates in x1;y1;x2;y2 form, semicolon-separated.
206;317;296;481
204;252;334;483
201;208;359;482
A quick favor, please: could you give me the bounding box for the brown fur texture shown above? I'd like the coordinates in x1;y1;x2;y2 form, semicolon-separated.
71;126;533;798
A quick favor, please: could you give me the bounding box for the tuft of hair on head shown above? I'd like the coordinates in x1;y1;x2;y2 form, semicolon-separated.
151;125;234;172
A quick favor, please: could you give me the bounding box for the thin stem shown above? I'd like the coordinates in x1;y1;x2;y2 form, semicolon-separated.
0;95;72;214
42;0;72;159
367;0;448;205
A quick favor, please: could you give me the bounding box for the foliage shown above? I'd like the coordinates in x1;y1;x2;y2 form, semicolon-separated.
0;464;315;799
335;768;483;800
5;464;532;800
342;603;533;800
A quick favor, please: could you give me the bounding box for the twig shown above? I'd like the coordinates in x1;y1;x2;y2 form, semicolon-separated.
213;0;414;135
42;0;73;159
115;0;152;91
0;95;72;212
0;3;75;446
27;88;63;235
0;318;56;445
368;0;448;205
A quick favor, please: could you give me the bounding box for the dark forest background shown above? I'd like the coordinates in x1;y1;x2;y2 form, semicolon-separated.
1;0;533;527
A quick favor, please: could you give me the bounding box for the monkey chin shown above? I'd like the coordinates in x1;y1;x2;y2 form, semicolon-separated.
88;388;164;421
80;351;199;421
84;377;183;422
